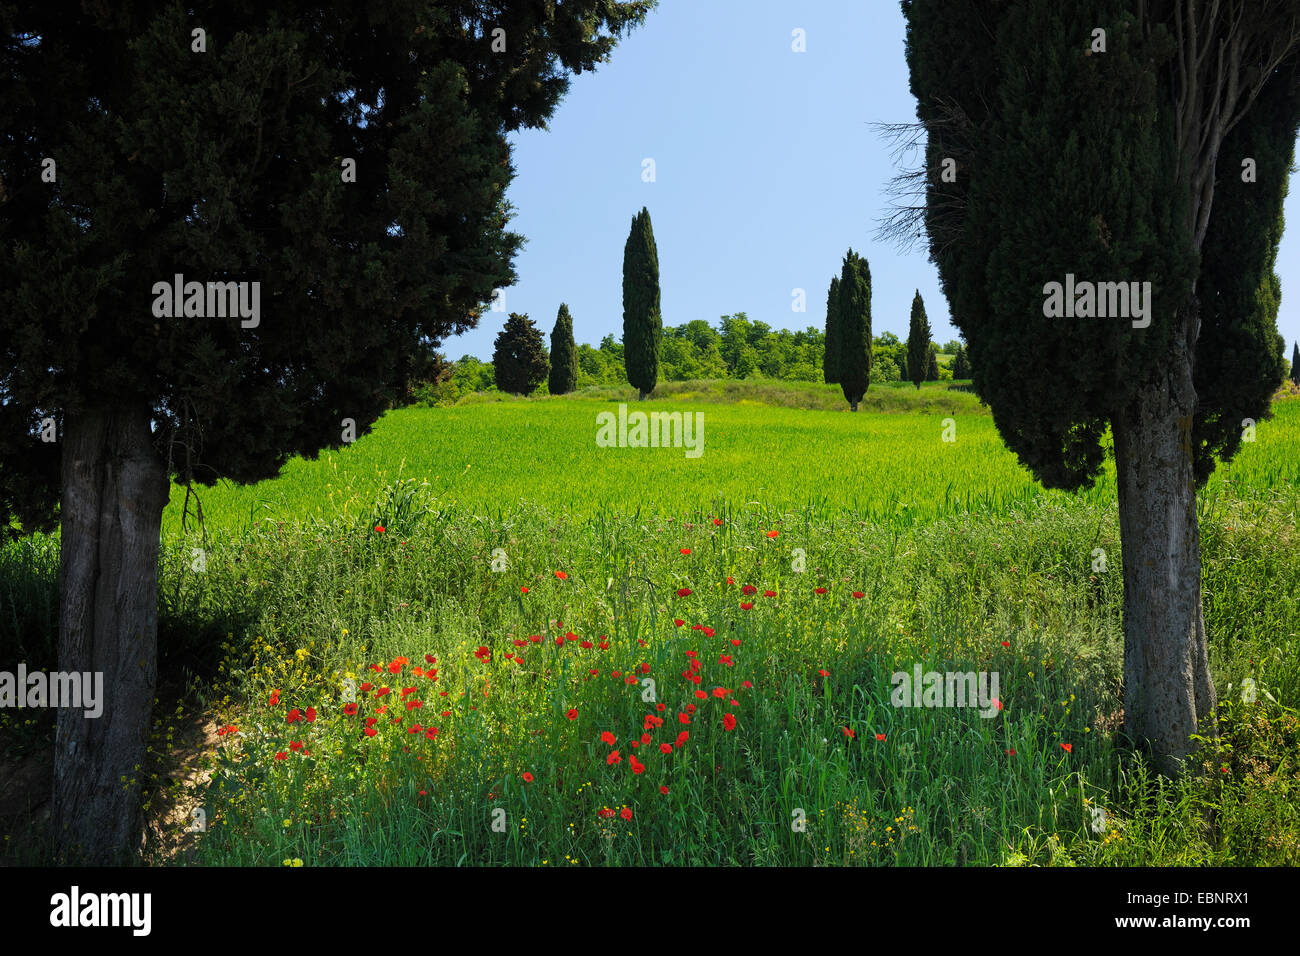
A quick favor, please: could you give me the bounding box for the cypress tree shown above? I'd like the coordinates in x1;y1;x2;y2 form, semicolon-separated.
907;290;931;390
493;313;550;395
925;344;939;381
548;303;578;395
0;0;653;861
952;344;971;379
1292;343;1300;386
623;207;662;400
823;275;841;384
836;249;872;410
904;0;1300;773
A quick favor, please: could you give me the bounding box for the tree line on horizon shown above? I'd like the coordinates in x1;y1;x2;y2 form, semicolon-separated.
437;207;974;406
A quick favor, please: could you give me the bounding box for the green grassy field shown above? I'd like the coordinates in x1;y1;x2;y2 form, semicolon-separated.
3;388;1299;866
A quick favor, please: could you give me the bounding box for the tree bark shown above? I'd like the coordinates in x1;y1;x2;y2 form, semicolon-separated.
52;404;169;863
1112;306;1216;776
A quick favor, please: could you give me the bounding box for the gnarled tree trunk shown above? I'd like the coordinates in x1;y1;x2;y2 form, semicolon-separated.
1112;304;1216;776
52;404;169;863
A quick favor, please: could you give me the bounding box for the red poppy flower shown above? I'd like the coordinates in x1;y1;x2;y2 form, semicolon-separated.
1006;748;1016;755
660;785;670;795
287;708;302;723
408;725;423;734
555;636;565;646
1060;742;1072;753
274;751;288;760
425;727;439;739
680;548;692;555
656;703;666;711
290;740;304;752
703;626;716;637
630;757;645;775
723;713;737;731
659;743;673;754
474;646;491;661
554;570;568;580
343;702;359;716
522;772;534;783
994;699;1003;711
1001;641;1010;648
740;602;754;610
851;591;864;599
713;518;723;526
765;530;779;538
843;727;856;739
726;576;734;584
607;750;621;765
305;706;317;722
676;731;689;748
374;524;385;533
598;640;610;650
741;680;753;689
601;731;616;746
528;634;541;644
875;733;886;741
718;656;733;667
621;807;633;821
406;700;422;710
695;689;707;699
818;669;829;677
217;725;238;736
676;587;692;597
686;703;697;713
742;584;757;595
425;654;436;664
763;590;776;597
815;587;828;594
268;689;281;707
376;687;391;697
713;686;729;697
638;733;650;746
611;670;621;678
375;705;388;715
566;709;578;721
580;639;593;648
363;727;377;737
388;661;401;673
360;682;373;692
630;740;639;748
520;586;529;594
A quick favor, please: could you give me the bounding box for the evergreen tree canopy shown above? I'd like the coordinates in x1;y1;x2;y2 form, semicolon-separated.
952;343;971;379
493;313;550;395
907;289;931;390
548;303;578;395
835;248;872;410
622;206;661;399
823;275;841;384
1293;342;1300;385
925;343;939;381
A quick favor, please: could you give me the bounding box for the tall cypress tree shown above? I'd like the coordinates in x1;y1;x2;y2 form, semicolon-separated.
622;207;662;400
836;249;872;410
823;275;841;384
1292;342;1300;386
907;289;931;390
904;0;1300;773
548;303;578;395
952;343;971;379
0;0;653;862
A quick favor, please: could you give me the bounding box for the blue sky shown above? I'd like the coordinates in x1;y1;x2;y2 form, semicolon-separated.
441;0;1300;363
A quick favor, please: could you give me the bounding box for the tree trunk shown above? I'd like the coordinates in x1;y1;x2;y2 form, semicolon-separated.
1112;312;1216;776
52;404;169;863
850;401;858;412
638;389;648;401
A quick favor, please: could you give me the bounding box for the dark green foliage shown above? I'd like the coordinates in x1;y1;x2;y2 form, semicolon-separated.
1190;66;1300;482
925;344;939;381
1293;343;1300;386
952;343;971;379
0;0;655;530
904;0;1200;489
548;303;578;395
823;276;841;383
907;289;931;390
622;207;662;398
835;249;872;409
493;313;549;395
